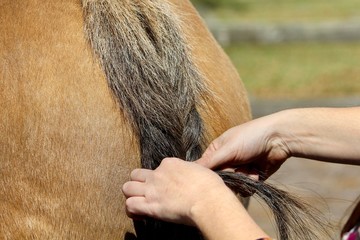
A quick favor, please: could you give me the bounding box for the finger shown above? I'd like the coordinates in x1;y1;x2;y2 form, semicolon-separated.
130;168;152;182
258;167;276;181
196;139;220;167
125;196;152;217
122;181;146;198
252;161;283;181
235;166;260;181
221;167;236;173
198;145;237;170
248;174;260;181
197;127;239;169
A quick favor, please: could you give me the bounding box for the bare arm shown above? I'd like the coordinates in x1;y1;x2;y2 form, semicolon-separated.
276;107;360;164
198;107;360;179
191;186;268;240
122;159;269;240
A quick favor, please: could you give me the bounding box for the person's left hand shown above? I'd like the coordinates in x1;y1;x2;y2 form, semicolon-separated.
122;158;234;226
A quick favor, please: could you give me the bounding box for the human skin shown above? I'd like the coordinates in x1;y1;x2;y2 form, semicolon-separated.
122;159;269;240
122;107;360;239
199;107;360;178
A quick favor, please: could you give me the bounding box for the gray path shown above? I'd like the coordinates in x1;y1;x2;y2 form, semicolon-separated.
251;96;360;118
207;19;360;45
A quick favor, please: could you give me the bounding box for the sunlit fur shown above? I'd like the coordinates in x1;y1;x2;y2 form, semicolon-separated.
1;0;328;239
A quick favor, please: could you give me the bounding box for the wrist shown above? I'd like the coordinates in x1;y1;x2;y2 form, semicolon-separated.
267;107;360;164
190;187;268;240
263;110;295;161
266;108;325;160
189;184;234;226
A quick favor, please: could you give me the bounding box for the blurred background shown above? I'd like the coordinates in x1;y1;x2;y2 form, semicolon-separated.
191;0;360;239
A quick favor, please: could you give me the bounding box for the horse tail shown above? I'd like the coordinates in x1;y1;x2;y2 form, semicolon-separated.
82;0;205;167
82;0;205;238
82;0;329;239
220;172;331;240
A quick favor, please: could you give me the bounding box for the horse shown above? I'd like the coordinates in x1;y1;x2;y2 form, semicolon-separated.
0;0;328;239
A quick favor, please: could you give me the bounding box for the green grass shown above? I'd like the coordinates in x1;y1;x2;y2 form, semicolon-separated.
224;42;360;99
192;0;360;99
194;0;360;23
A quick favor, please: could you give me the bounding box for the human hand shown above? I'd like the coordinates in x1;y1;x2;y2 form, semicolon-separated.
198;115;291;180
122;158;237;226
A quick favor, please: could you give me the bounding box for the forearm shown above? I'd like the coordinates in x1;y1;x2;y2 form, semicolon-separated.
270;107;360;165
190;189;268;240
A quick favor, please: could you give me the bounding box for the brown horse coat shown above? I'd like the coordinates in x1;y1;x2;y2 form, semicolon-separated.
0;0;250;238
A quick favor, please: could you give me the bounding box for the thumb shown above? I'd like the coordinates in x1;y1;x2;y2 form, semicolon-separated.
196;142;236;170
195;141;219;169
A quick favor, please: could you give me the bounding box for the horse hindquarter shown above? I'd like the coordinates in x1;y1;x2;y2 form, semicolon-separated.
0;1;139;238
0;0;251;239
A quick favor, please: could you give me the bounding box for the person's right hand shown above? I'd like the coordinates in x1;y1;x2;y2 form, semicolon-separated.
197;115;291;180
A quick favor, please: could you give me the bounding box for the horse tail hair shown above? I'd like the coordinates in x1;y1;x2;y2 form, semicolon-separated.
82;0;205;238
220;172;331;240
82;0;330;239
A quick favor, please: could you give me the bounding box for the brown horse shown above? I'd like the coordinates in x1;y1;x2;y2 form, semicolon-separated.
0;0;328;239
0;0;250;238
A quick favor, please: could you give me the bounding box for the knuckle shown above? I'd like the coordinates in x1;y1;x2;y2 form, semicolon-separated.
162;157;174;164
125;198;136;211
130;168;140;179
122;182;130;193
130;168;141;180
160;157;177;168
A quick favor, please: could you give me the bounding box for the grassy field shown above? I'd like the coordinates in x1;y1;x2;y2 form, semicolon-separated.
195;0;360;23
192;0;360;99
224;42;360;99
